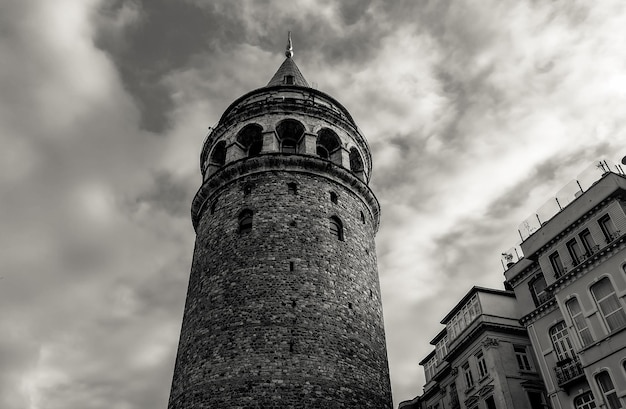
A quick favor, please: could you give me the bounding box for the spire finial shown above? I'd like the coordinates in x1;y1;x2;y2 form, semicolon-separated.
285;31;293;58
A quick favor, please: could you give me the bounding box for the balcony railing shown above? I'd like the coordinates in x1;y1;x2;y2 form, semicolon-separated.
554;357;584;387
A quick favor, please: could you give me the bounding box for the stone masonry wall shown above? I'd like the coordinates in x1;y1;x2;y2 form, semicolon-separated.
168;165;392;408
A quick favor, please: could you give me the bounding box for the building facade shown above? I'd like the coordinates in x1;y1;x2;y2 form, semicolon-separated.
400;287;546;409
167;37;393;408
505;164;626;409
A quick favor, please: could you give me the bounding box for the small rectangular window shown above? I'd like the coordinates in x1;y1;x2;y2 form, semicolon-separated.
579;229;596;255
287;182;297;194
549;251;565;277
462;362;474;388
599;214;618;242
514;345;532;371
567;239;584;266
475;350;488;378
284;75;294;85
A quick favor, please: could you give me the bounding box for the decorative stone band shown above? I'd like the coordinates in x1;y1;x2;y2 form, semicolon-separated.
191;153;380;232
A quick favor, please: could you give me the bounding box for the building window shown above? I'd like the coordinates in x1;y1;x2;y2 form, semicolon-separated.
435;335;449;362
566;298;594;346
447;294;481;340
243;184;252;196
330;216;344;241
579;228;596;255
330;191;338;204
424;357;437;382
574;391;597;409
360;211;366;224
596;372;622;409
599;214;618;243
567;238;584;266
462;362;474;389
284;75;294;85
236;123;263;157
476;350;488;378
514;345;532;371
317;128;341;164
527;392;546;409
449;383;460;408
287;182;297;194
485;396;497;409
549;251;565;277
209;141;227;166
591;278;626;333
276;119;304;154
529;275;549;307
238;209;253;233
550;321;575;361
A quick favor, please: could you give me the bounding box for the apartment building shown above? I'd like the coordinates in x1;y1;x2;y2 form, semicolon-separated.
504;162;626;409
399;287;546;409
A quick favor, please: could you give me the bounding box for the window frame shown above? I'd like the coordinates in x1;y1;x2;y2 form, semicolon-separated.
566;297;594;347
529;275;549;307
514;345;533;371
567;238;584;266
549;251;565;277
598;214;617;243
596;371;623;409
475;350;488;379
462;362;474;389
590;277;626;333
550;321;575;362
238;209;253;234
329;216;344;241
579;228;596;255
574;391;597;409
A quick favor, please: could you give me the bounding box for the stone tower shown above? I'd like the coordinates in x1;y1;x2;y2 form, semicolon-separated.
168;35;393;408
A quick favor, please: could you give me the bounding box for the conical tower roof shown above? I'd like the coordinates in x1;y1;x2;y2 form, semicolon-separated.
266;32;309;87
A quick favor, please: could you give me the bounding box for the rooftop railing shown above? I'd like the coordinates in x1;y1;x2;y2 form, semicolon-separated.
502;159;625;269
518;160;624;241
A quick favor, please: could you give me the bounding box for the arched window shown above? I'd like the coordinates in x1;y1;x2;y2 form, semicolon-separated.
238;209;253;234
317;128;341;164
596;372;621;409
349;147;364;173
276;119;305;154
236;124;263;157
549;321;574;361
330;216;344;241
566;298;594;346
574;392;596;409
210;141;226;166
591;278;626;333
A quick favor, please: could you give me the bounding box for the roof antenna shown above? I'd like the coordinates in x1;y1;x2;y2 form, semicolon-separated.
285;31;293;58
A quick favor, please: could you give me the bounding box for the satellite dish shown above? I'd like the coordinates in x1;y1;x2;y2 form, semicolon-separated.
621;155;626;165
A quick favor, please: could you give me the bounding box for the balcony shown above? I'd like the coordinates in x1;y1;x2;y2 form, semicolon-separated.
554;357;585;387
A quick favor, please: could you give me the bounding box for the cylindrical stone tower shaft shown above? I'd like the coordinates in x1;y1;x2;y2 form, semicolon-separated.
168;41;392;408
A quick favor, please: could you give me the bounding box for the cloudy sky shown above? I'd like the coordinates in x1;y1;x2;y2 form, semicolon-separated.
1;0;625;407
